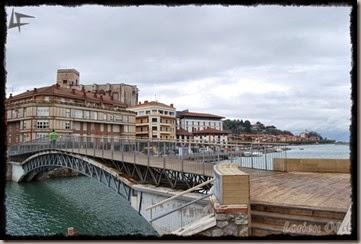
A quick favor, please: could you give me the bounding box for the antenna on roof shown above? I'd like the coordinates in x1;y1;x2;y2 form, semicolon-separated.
154;92;157;102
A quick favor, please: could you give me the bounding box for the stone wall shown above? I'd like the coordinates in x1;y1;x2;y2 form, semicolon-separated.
6;163;12;181
199;196;249;237
200;211;249;237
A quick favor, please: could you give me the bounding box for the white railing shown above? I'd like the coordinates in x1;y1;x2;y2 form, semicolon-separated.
145;179;215;233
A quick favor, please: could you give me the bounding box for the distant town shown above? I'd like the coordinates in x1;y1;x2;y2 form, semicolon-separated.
6;68;336;146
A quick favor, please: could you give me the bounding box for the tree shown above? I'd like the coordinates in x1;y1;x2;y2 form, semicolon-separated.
243;120;251;132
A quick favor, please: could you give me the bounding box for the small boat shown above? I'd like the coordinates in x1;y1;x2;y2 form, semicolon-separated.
243;151;263;157
251;151;263;157
299;148;304;150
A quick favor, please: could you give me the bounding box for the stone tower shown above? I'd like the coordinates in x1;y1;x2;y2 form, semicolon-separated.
56;69;80;88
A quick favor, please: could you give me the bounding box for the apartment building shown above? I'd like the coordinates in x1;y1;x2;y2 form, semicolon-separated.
6;83;136;146
176;110;229;144
176;110;224;132
56;69;139;107
128;101;176;140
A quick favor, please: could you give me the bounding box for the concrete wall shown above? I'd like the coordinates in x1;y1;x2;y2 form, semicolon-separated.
130;184;211;235
273;158;350;173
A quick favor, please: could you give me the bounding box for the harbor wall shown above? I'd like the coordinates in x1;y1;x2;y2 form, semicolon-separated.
273;158;350;173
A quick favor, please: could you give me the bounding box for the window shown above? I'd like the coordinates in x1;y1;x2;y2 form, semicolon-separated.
146;110;150;115
169;112;174;116
152;110;157;114
152;118;158;123
164;111;168;115
152;126;157;131
65;109;71;118
63;80;67;84
22;121;26;129
98;112;104;120
72;109;83;119
114;114;122;122
37;107;49;116
108;114;113;121
37;120;49;129
65;121;71;129
12;110;18;118
159;110;164;114
138;111;145;116
91;111;98;120
83;111;90;119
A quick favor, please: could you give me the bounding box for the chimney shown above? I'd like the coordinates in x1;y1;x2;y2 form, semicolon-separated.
33;88;37;92
56;83;60;88
144;100;148;104
9;93;12;98
100;95;103;101
138;102;141;105
170;103;173;108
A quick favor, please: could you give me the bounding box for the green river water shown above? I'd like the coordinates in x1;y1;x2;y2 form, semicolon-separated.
5;176;157;237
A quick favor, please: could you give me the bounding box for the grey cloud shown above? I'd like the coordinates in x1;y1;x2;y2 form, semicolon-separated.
5;5;351;141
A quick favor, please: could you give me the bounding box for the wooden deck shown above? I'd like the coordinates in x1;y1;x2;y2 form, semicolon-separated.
241;168;351;211
63;148;351;211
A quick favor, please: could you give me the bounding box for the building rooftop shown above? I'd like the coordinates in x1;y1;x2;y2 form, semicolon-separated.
57;68;80;75
177;110;224;120
176;128;194;136
7;84;127;107
130;100;175;109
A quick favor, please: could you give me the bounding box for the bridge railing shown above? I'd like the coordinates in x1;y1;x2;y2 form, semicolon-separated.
8;135;289;171
145;179;215;234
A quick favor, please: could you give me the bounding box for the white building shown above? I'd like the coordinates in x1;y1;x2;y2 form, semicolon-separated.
176;110;229;145
176;110;224;132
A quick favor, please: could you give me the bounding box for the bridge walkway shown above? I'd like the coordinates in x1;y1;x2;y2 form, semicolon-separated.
62;148;352;211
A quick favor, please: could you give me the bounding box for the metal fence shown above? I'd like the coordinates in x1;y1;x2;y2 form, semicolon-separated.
8;135;289;172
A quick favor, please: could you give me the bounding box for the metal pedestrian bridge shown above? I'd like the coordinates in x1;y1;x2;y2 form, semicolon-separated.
7;135;288;234
8;135;287;192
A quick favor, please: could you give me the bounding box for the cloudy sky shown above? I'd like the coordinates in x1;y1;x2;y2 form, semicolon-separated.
5;5;351;141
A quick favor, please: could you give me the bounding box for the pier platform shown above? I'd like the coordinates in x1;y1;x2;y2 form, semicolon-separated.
241;168;351;211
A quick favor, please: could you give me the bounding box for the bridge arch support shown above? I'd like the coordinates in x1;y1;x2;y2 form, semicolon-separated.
10;150;134;201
